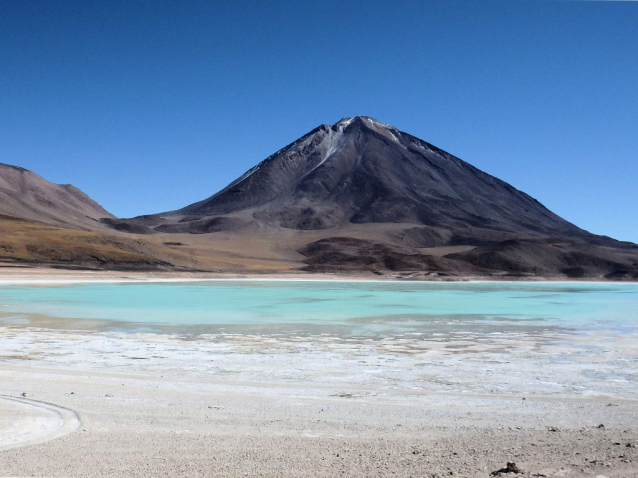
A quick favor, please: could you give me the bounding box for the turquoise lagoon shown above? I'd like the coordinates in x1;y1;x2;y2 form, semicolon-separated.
0;281;636;337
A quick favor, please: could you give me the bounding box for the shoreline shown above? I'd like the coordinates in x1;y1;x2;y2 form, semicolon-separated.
1;267;636;476
0;265;636;285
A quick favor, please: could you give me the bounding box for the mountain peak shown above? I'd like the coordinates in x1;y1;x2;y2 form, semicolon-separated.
333;116;395;130
125;116;586;239
0;162;115;228
98;116;638;278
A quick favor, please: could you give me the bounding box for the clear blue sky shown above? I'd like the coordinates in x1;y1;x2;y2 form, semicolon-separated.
1;0;636;242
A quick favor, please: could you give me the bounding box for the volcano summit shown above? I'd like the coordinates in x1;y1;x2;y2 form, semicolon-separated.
131;116;585;236
102;116;637;279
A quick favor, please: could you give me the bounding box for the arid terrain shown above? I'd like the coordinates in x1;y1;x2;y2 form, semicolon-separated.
1;117;637;280
0;315;636;477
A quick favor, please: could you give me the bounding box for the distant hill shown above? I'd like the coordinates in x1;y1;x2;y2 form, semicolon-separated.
0;164;181;270
103;116;637;279
0;163;114;229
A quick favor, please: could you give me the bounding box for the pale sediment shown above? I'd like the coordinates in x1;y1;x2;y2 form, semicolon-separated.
0;325;636;476
0;395;80;450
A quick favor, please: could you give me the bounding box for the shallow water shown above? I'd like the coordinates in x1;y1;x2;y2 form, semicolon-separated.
0;281;636;337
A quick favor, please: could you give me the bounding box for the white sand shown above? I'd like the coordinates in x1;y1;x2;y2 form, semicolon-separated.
1;264;633;284
0;324;636;476
0;395;80;450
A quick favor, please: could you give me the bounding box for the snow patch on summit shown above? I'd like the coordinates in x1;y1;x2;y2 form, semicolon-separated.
335;117;355;129
364;117;393;129
364;117;404;147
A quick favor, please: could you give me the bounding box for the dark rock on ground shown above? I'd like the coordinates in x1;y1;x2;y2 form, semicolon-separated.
491;462;521;475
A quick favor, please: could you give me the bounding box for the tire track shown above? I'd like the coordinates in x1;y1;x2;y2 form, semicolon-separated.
0;395;80;450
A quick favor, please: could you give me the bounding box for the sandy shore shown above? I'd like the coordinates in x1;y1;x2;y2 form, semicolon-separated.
1;264;635;285
0;271;636;476
0;264;361;282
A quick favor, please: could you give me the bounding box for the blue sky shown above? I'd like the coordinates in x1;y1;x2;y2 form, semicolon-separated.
1;0;636;242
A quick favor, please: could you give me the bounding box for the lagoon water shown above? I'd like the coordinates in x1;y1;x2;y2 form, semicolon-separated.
0;281;636;337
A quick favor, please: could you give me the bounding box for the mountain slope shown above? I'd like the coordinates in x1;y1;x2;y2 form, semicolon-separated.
0;163;114;229
101;116;638;279
0;214;174;269
173;116;581;237
119;116;604;241
0;163;182;270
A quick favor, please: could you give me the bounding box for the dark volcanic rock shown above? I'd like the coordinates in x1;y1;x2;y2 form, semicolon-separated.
446;240;635;278
154;216;254;234
142;116;589;238
300;237;484;275
491;462;521;475
113;116;637;278
100;218;156;234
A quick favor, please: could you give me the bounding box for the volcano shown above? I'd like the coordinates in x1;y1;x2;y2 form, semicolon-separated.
105;116;637;279
132;116;582;235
